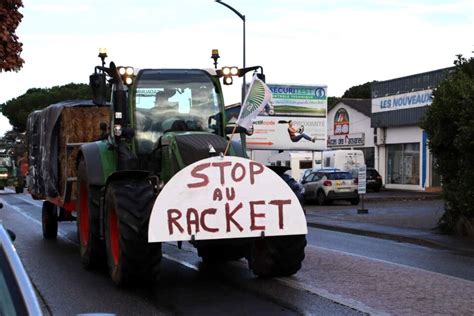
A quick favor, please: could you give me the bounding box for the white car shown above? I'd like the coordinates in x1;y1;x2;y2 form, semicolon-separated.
301;169;359;205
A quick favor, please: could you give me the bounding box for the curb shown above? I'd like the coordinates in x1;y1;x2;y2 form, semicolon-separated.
307;221;474;257
361;195;441;203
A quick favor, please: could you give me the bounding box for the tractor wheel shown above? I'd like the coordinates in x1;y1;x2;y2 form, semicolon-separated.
104;179;162;286
15;186;23;194
77;159;104;269
248;234;306;278
42;201;58;239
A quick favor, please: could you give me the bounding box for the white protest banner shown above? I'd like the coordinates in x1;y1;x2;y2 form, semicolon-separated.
148;156;307;242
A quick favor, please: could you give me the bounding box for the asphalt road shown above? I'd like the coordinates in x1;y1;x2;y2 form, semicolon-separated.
2;190;474;315
0;191;362;315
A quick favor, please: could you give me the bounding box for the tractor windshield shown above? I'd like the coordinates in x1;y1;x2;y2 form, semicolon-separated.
133;69;222;154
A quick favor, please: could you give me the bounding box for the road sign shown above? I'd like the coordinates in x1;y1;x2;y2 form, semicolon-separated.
358;166;367;195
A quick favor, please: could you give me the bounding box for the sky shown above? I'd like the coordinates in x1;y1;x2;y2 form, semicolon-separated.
1;0;473;136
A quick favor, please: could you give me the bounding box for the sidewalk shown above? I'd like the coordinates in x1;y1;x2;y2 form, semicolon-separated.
304;189;474;256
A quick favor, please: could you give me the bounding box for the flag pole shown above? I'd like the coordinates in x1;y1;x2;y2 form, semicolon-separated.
224;125;238;156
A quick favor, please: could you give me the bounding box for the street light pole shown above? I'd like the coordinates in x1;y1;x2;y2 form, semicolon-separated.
215;0;246;104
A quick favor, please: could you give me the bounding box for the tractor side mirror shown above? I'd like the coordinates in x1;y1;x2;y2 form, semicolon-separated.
89;73;107;105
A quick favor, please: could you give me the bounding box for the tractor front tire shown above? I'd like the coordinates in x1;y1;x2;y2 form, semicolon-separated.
42;201;58;239
248;234;306;278
77;159;104;269
104;179;162;286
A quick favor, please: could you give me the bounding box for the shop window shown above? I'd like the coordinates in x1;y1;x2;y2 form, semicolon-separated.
386;143;420;185
300;161;312;169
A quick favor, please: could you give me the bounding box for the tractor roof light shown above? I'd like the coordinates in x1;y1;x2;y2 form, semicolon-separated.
222;67;231;75
224;76;233;85
125;67;134;76
98;48;108;67
230;67;239;76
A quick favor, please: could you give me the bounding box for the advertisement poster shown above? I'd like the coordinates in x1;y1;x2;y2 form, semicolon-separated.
233;116;327;151
267;84;327;117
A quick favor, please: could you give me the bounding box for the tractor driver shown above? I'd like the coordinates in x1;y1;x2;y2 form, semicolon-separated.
154;88;177;109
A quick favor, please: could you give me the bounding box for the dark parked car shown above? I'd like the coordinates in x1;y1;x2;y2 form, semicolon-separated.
366;168;383;192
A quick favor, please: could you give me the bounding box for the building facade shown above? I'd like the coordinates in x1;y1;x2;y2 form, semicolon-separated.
371;67;454;191
327;99;374;167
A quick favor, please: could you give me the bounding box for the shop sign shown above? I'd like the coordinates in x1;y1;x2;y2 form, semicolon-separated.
327;133;365;147
334;108;350;135
372;89;432;113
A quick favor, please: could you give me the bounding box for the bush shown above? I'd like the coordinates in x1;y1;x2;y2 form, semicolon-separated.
421;55;474;236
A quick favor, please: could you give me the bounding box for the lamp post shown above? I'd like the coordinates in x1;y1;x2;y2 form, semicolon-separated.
215;0;246;103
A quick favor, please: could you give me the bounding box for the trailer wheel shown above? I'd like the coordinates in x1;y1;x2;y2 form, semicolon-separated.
104;179;162;286
77;159;104;269
42;201;58;239
248;234;306;278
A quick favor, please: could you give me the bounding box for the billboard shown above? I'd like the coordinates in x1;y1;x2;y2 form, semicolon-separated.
268;84;327;117
233;116;327;151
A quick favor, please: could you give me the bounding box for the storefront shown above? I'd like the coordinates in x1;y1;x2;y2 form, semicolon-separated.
371;67;453;190
327;99;374;167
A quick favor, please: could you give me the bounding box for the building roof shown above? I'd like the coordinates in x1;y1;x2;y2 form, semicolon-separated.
329;98;371;117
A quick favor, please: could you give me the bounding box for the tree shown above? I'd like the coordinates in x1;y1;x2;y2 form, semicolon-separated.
342;81;375;99
0;0;24;72
421;55;474;236
0;83;92;132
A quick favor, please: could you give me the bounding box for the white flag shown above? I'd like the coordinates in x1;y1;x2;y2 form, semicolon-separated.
236;73;273;130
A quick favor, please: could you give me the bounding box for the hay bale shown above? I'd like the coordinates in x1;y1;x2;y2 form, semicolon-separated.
58;106;110;198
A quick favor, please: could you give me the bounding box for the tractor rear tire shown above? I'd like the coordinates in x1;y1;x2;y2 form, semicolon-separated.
77;159;104;269
42;201;58;239
248;234;306;278
104;179;162;286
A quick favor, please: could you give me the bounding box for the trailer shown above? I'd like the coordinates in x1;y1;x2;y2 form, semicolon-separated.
26;101;111;235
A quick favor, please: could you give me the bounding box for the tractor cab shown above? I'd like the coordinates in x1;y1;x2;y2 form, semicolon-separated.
131;69;224;155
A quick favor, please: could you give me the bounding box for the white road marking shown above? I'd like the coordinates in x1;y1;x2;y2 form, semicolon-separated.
3;198;386;314
2;199;78;246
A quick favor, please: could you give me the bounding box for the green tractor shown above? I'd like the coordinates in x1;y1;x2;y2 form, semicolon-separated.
64;53;308;286
0;152;24;194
